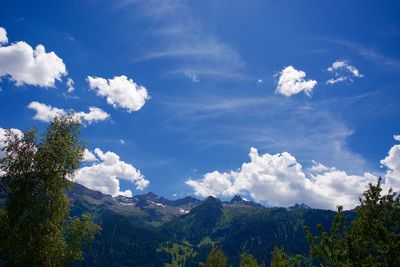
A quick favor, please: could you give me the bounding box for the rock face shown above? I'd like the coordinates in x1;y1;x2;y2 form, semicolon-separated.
69;183;201;223
288;203;312;210
225;195;264;208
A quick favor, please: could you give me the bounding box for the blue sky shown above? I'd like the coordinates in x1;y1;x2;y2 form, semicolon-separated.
0;0;399;209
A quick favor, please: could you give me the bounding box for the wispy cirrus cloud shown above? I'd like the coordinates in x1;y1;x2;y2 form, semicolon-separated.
326;60;363;85
159;93;369;174
116;0;247;81
328;38;400;70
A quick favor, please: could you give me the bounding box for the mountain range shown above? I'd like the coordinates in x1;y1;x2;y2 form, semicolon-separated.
67;183;353;266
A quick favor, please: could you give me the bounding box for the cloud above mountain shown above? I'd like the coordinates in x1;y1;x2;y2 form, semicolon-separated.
0;27;67;87
186;137;400;210
73;148;149;197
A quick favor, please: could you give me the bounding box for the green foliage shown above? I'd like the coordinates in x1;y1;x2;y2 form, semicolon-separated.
305;177;400;266
160;241;197;267
304;206;351;266
348;177;400;265
270;247;290;267
205;247;227;267
0;117;100;267
269;247;302;267
65;214;102;261
240;252;260;267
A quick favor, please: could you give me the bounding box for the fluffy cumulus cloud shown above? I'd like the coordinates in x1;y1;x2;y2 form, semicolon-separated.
87;75;150;112
82;148;98;162
0;27;67;87
27;101;65;122
186;147;384;210
73;107;110;124
380;135;400;189
275;66;317;97
326;60;363;85
27;101;109;124
73;148;149;197
0;27;8;45
0;127;23;159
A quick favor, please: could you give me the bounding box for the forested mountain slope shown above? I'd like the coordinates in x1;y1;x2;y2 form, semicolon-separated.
66;183;353;266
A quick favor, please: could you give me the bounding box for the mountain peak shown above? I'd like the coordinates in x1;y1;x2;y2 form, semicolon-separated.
199;196;222;208
289;203;311;210
144;192;158;197
230;195;244;203
204;195;219;202
171;196;201;206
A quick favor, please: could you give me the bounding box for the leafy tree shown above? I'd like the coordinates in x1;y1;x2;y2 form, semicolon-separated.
0;117;101;267
270;247;302;267
305;177;400;266
270;247;290;267
205;246;227;267
240;252;260;267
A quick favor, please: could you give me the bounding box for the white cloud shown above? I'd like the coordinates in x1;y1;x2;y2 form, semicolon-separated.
0;27;67;87
73;107;110;124
27;101;109;124
121;1;246;81
73;148;149;197
87;75;150;112
309;160;336;173
0;27;8;45
82;148;98;162
184;69;200;83
161;93;370;174
66;78;74;93
328;39;400;69
381;137;400;190
326;60;363;85
186;147;378;210
119;139;125;145
0;127;23;159
394;135;400;142
27;101;65;122
275;66;317;96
